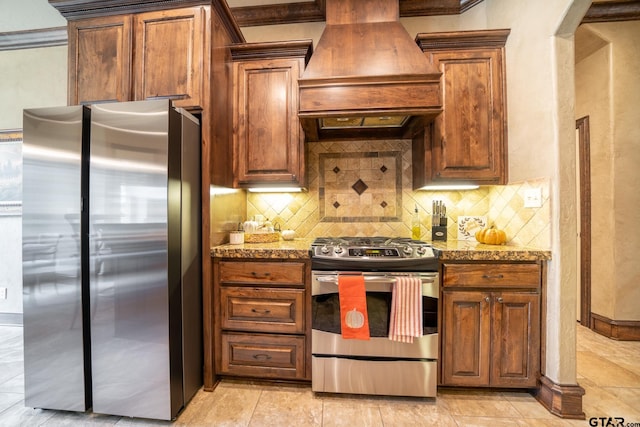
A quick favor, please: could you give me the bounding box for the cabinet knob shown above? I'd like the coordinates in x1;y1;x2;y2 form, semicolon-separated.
496;297;504;303
485;296;490;303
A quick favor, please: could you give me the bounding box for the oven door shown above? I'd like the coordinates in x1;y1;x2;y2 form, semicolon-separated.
311;271;438;360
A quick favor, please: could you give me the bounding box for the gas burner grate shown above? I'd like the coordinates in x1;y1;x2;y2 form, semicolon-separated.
311;236;429;247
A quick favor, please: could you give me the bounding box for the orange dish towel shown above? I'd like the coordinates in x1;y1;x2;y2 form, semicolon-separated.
388;276;423;343
338;275;370;340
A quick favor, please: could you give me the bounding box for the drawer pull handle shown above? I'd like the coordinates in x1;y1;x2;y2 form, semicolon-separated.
251;308;271;314
482;274;504;280
253;353;272;360
251;272;271;278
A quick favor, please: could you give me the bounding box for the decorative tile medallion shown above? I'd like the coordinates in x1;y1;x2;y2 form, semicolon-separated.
351;179;368;195
318;151;402;222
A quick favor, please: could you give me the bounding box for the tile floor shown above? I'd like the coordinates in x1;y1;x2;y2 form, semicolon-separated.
1;323;638;426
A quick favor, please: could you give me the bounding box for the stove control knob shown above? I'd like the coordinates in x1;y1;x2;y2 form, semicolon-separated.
334;245;344;254
320;245;330;254
403;246;413;255
417;246;427;256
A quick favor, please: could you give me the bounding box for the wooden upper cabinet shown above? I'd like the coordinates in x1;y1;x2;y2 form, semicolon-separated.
68;15;133;105
133;7;205;109
414;29;510;187
67;6;208;109
231;41;313;188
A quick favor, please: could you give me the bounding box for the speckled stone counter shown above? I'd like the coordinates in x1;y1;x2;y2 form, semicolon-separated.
210;238;314;259
431;240;551;261
211;238;550;262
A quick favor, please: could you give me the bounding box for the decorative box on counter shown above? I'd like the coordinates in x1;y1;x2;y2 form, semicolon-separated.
244;232;280;243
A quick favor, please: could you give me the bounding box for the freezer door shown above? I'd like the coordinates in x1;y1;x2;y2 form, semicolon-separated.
22;105;90;411
89;100;176;420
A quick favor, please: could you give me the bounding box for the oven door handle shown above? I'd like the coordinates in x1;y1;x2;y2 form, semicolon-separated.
315;273;438;284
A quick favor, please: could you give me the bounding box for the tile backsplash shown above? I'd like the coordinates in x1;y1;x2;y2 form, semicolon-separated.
244;139;550;248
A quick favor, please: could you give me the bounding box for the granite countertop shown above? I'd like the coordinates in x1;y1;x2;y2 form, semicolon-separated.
431;240;551;261
211;238;314;259
211;238;551;262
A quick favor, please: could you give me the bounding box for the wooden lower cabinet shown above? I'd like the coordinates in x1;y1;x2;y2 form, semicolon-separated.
220;332;306;379
212;258;311;383
441;262;542;388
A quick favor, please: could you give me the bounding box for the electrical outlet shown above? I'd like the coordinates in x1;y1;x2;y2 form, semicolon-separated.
524;188;543;208
0;287;6;299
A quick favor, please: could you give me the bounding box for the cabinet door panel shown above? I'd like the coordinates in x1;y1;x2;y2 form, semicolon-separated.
133;7;205;109
442;291;491;386
491;292;540;387
68;15;132;105
234;59;303;186
430;49;505;183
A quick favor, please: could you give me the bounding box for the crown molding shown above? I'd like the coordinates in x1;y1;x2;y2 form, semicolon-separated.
0;27;67;51
48;0;209;19
231;0;484;27
581;0;640;23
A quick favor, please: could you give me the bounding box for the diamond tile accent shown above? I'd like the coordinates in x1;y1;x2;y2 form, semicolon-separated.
333;201;340;209
351;179;368;196
380;165;387;173
333;166;340;174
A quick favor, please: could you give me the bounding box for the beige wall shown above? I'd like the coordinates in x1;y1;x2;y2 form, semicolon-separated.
576;21;640;322
484;0;591;385
0;46;67;129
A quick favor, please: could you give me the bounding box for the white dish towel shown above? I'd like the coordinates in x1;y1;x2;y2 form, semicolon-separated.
388;276;423;343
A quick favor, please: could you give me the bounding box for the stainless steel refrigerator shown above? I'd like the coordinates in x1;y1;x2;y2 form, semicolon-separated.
22;99;202;421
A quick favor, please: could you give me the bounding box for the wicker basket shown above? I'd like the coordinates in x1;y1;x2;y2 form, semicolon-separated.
244;232;280;243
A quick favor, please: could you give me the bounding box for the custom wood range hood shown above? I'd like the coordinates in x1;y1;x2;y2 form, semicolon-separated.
298;0;442;141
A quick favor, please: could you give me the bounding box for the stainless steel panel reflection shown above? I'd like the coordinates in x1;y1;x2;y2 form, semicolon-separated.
311;329;438;359
312;356;437;397
89;100;171;420
22;106;88;411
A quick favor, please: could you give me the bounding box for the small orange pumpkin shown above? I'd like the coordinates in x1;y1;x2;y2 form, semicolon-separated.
345;308;365;329
475;225;507;245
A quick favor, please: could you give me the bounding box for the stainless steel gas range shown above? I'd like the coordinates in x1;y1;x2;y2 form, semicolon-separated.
309;237;439;398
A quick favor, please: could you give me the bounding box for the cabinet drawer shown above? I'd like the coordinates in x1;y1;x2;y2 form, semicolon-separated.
219;261;305;285
221;332;306;380
443;263;540;288
221;287;305;334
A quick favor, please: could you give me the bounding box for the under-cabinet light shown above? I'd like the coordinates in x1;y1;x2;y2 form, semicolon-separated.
418;184;480;191
247;187;303;193
210;186;241;196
